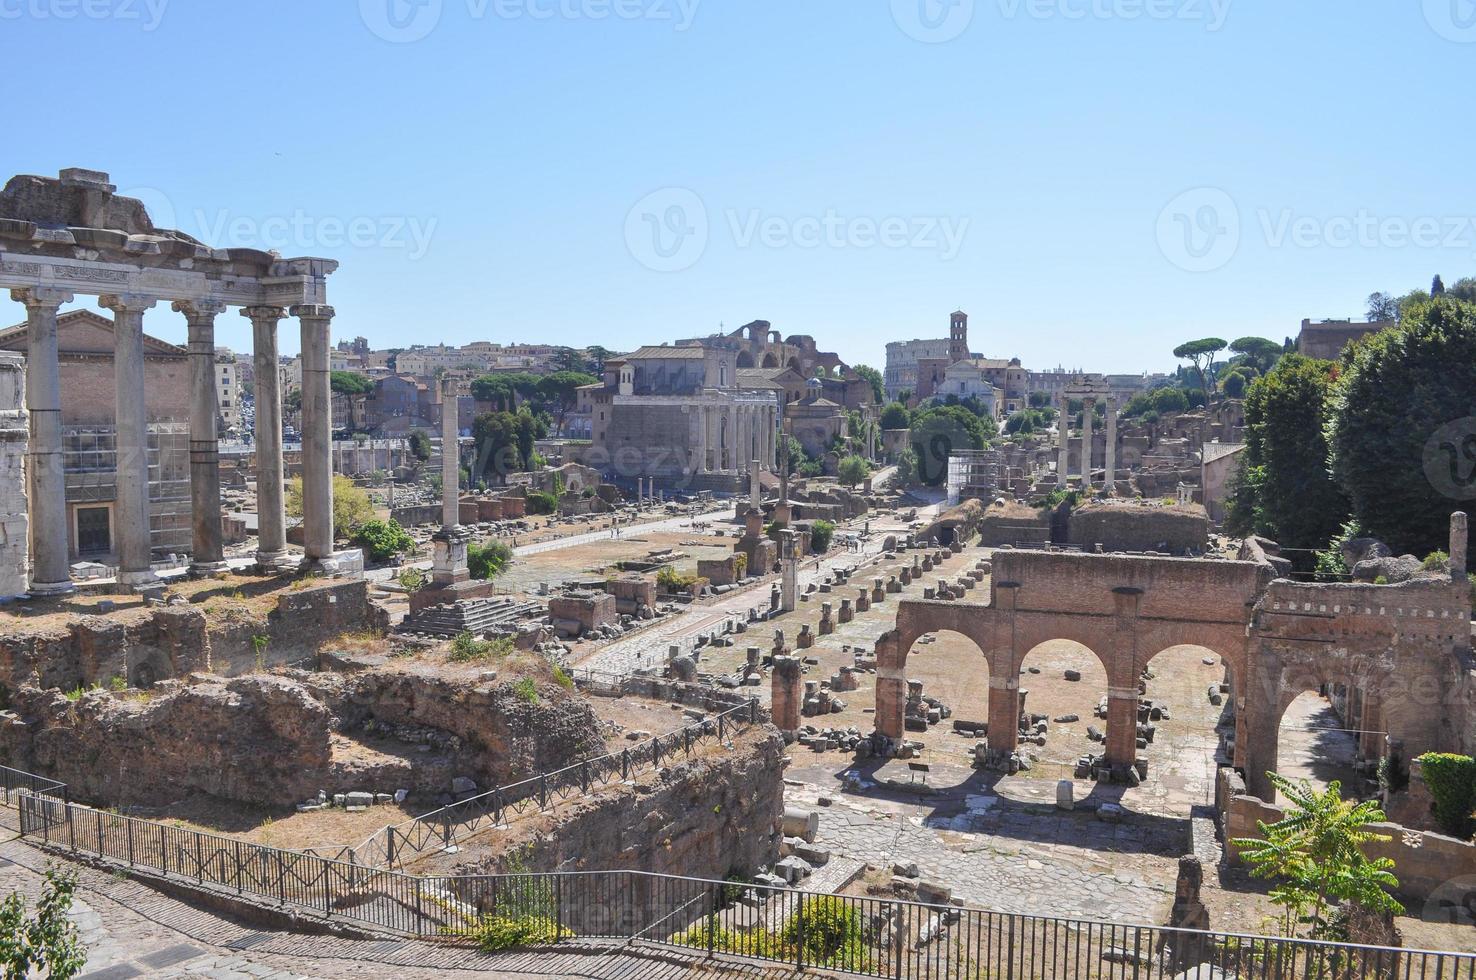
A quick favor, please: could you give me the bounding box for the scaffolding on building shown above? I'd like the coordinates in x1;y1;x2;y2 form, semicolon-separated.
946;450;1006;507
62;424;192;555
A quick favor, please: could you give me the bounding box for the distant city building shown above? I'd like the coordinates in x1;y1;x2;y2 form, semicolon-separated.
885;310;972;399
1297;318;1390;361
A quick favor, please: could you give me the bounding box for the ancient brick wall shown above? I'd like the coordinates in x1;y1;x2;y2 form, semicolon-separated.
1067;503;1210;554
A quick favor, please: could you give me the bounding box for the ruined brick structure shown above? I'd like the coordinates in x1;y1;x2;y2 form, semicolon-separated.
876;513;1472;801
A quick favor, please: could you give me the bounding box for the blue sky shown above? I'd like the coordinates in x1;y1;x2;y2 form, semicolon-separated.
6;0;1475;372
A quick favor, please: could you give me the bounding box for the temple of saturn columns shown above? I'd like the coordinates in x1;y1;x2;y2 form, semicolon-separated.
0;168;342;595
1057;374;1118;492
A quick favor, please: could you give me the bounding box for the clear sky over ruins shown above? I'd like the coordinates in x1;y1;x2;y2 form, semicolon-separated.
7;0;1474;370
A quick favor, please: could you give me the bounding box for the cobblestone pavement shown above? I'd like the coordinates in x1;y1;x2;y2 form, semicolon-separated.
0;838;808;980
784;782;1176;924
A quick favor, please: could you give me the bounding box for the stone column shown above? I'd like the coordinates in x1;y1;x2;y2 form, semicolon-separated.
11;287;74;595
176;300;229;576
292;305;335;569
1056;393;1070;485
1080;397;1095;490
771;656;802;736
750;458;762;511
100;294;159;589
1451;512;1468;585
690;405;707;475
441;379;460;530
1103;397;1118;495
244;307;292;570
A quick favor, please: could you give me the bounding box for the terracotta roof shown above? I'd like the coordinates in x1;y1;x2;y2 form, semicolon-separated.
626;345;707;359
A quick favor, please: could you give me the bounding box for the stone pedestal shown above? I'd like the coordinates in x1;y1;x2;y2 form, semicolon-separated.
432;526;472;586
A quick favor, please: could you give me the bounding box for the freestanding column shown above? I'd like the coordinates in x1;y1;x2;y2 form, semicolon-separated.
12;287;74;596
431;376;470;586
1452;512;1469;585
176;300;229;576
692;405;708;475
1103;397;1118;495
244;307;292;570
100;294;159;590
1056;393;1070;485
292;305;335;570
1080;397;1095;489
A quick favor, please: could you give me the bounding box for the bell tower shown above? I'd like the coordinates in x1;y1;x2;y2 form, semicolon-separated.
949;310;969;363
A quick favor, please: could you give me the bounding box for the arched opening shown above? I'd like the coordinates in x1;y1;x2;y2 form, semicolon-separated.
1141;645;1236;806
761;352;779;368
899;630;992;748
736;350;755;369
1275;688;1363;802
788;356;801;370
1016;640;1109;784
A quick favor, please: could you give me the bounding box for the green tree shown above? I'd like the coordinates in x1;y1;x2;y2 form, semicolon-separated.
852;364;885;404
1027;391;1053;409
329;371;374;396
585;345;615;374
1432;274;1447;297
1233;773;1402;940
1153;387;1189;415
1221;370;1248;398
472;409;547;483
1226;355;1349;563
808;519;836;553
837;455;872;488
879;402;911;430
350;518;415;563
909;405;987;486
408;429;432;463
1173;338;1227;400
470;372;542;412
1366;291;1400;323
468;539;512;580
535;371;598;433
1327;297;1476;555
0;866;87;979
551;347;589;374
288;474;375;540
1229;336;1284;375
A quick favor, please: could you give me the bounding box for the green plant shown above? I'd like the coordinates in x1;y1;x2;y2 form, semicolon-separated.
397;566;428;593
1423;550;1450;572
779;895;871;969
350;518;415;564
551;666;574;690
1037;488;1081;513
0;866;86;979
526;491;558;515
63;684;100;702
448;632;513;663
108;675;127;692
837;455;873;488
513;677;539;704
1232;773;1402;939
469;540;512;580
288;474;374;540
808;520;836;553
656;566;698;593
1416;752;1476;838
251;634;270;671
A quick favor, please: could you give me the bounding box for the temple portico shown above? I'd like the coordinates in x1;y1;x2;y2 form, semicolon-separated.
0;168;339;594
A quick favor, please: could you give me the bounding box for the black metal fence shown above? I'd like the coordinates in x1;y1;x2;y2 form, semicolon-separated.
14;789;1476;978
304;697;761;869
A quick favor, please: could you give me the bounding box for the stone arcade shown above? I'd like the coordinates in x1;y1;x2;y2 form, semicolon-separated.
875;513;1473;800
0;169;340;594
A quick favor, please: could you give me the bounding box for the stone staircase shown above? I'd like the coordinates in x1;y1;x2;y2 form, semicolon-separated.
398;596;545;638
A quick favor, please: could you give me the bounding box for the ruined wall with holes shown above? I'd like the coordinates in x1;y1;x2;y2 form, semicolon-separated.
875;516;1473;801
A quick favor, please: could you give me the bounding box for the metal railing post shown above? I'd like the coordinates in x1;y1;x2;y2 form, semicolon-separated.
796;891;806;972
414;878;424;937
706;883;716;958
555;874;564;944
125;816;134;866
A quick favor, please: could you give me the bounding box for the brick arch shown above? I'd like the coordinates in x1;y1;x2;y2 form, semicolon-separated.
1136;623;1249;688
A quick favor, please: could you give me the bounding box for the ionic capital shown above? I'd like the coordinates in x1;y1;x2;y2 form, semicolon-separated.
10;286;73;311
98;293;157;316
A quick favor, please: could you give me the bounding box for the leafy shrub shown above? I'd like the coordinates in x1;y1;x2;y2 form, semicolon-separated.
397;566;428;593
350;518;414;563
526;491;558;515
552;666;574;690
0;866;86;979
656;566;698;593
837;455;872;488
779;896;870;968
448;632;513;663
469;540;512;580
513;678;539;704
1423;550;1450;572
809;520;836;553
449;913;571;952
1417;752;1476;838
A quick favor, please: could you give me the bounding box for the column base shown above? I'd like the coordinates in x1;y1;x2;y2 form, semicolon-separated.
255;550;300;574
118;569;161;591
189;560;232;579
27;579;76;598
